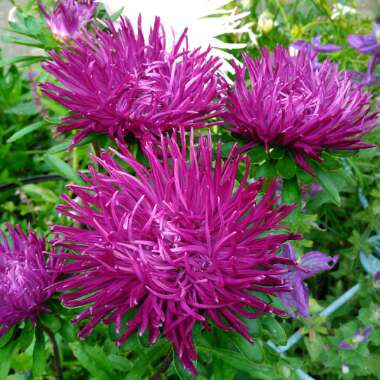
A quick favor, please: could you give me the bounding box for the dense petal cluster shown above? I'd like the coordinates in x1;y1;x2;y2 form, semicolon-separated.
277;243;338;318
98;0;250;72
52;131;300;374
41;17;224;146
0;225;59;335
223;47;378;173
39;0;97;40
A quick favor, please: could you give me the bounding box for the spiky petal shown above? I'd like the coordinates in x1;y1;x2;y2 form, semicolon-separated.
223;47;378;174
0;225;60;335
41;17;224;146
52;130;300;374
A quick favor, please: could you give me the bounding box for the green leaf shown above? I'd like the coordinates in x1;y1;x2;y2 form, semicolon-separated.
247;145;267;163
39;314;61;333
126;340;170;380
197;345;275;379
261;316;287;345
270;147;285;160
320;152;341;170
7;120;48;143
22;184;58;204
276;155;297;179
6;101;37;116
70;343;116;380
0;326;15;348
110;7;125;21
32;327;47;378
231;334;264;362
18;321;34;350
45;154;82;184
0;340;18;379
314;166;341;206
59;320;77;343
0;55;46;68
282;178;300;207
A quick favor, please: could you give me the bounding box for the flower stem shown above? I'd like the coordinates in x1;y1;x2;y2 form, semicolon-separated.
41;325;64;380
148;349;173;380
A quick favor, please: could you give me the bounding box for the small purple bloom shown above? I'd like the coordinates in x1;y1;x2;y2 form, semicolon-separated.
348;23;380;86
291;35;341;69
223;47;378;174
39;0;97;41
41;17;224;147
339;326;372;350
277;243;338;318
374;272;380;290
0;225;60;336
52;130;301;375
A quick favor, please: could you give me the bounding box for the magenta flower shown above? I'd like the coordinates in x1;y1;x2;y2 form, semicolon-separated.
223;47;378;174
0;225;60;336
39;0;97;41
41;17;224;146
277;243;338;318
291;35;341;69
52;130;301;374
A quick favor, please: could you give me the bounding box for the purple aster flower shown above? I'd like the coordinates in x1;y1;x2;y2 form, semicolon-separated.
39;0;97;41
291;35;341;69
277;243;338;318
348;23;380;86
0;225;60;336
41;17;224;147
339;326;372;350
52;130;301;374
223;47;378;174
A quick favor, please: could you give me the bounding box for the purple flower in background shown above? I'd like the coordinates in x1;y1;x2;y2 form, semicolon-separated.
339;326;372;350
0;225;60;336
348;23;380;86
41;17;224;147
374;272;380;290
223;47;378;174
39;0;97;41
277;243;338;318
291;35;341;69
52;130;301;374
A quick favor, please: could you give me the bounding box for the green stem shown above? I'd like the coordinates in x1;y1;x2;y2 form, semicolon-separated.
41;325;64;380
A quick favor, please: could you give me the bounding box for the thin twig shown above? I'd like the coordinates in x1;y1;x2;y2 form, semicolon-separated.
148;349;173;380
41;325;64;380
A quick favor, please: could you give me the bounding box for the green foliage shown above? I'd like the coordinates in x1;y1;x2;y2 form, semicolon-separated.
1;0;380;379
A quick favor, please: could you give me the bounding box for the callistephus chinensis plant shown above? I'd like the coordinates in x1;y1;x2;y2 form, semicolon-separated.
0;225;60;335
39;0;97;41
223;47;378;174
41;17;224;146
52;130;302;374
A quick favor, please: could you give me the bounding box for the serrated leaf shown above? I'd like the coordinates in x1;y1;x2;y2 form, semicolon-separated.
45;154;82;184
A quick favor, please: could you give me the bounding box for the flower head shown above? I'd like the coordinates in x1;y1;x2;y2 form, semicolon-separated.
348;23;380;86
98;0;249;72
52;130;300;374
39;0;97;41
290;35;341;69
0;225;60;335
277;243;338;318
41;17;224;146
223;47;378;174
339;326;372;350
